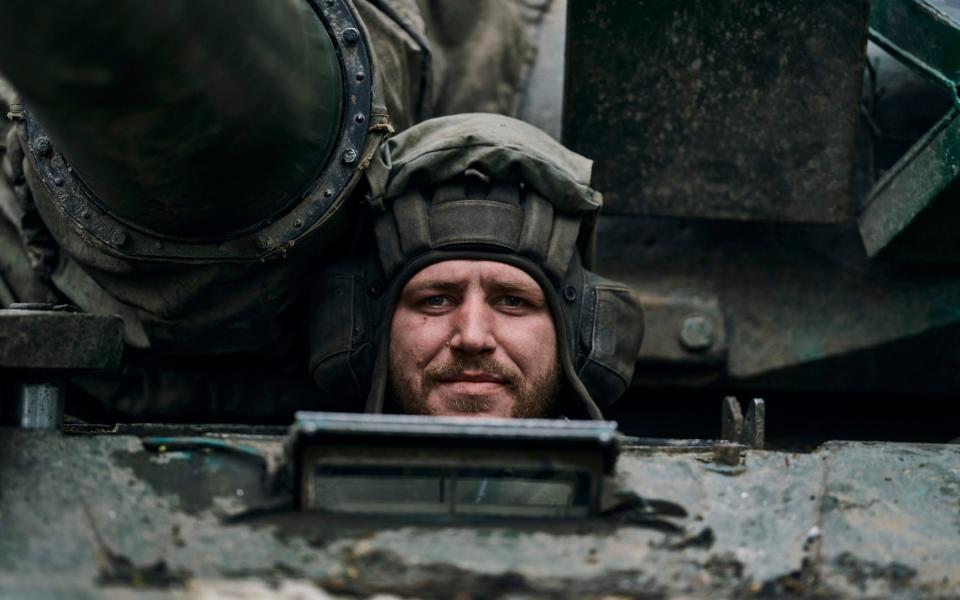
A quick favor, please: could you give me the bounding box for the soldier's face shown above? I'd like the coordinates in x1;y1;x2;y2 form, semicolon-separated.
389;260;559;418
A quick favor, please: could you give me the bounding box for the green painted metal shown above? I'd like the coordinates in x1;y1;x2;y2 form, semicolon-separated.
859;0;960;259
859;107;960;258
869;0;960;99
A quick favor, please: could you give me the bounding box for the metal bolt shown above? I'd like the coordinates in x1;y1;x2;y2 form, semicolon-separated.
63;197;79;216
53;177;64;187
679;315;715;352
294;218;303;228
255;235;273;251
32;137;52;157
355;113;366;124
355;72;365;82
713;442;742;466
341;148;358;165
342;27;360;45
111;228;130;247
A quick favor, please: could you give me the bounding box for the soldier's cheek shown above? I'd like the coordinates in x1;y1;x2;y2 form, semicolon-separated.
408;333;452;366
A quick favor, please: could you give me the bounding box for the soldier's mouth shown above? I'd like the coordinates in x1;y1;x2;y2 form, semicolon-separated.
439;371;507;383
439;381;505;395
433;372;510;396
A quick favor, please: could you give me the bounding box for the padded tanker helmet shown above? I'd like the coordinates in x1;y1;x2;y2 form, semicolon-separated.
308;113;644;419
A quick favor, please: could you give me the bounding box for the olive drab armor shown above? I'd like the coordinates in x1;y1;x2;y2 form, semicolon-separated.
309;113;644;418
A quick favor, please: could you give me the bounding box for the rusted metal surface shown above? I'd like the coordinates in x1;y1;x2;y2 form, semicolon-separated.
0;308;123;370
2;429;958;597
563;0;869;223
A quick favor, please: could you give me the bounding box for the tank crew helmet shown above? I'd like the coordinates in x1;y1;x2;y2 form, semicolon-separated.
308;113;644;419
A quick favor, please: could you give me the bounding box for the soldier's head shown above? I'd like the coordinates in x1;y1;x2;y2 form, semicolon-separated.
309;114;644;419
388;257;560;418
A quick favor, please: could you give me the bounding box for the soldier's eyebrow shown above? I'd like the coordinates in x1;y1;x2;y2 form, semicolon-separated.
402;280;464;296
487;280;545;301
401;277;545;302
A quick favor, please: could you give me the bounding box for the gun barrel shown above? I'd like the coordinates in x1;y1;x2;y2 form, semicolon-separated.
0;0;342;239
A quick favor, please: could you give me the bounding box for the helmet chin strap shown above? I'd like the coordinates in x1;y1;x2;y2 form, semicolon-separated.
365;334;390;415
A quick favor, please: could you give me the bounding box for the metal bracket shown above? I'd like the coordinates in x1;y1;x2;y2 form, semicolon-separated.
721;397;765;450
635;295;727;366
1;306;123;430
868;0;960;105
860;0;960;260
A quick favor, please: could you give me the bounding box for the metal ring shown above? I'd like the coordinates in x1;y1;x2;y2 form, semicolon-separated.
21;0;373;261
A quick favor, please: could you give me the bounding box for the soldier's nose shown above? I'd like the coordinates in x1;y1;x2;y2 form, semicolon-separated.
449;298;495;354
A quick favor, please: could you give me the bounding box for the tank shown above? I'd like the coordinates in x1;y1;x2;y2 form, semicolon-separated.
2;0;960;598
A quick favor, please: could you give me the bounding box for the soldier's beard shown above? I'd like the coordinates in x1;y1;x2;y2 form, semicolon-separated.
389;354;559;418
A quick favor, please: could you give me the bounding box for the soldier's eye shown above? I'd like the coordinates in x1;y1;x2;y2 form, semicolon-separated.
500;295;526;308
425;295;448;307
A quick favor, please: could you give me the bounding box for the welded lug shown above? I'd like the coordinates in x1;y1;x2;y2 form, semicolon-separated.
744;398;766;450
721;396;744;443
712;441;744;466
721;397;765;449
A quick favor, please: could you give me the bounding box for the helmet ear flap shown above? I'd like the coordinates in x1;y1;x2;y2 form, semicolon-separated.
307;254;382;409
574;270;645;407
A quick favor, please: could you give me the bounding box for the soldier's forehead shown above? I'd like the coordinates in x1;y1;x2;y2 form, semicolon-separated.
404;260;543;294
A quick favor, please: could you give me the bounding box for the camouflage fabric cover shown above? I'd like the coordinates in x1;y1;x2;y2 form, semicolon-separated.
365;112;601;213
